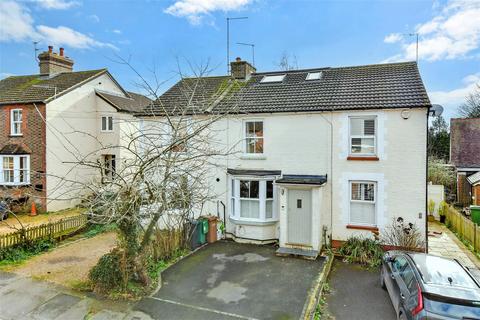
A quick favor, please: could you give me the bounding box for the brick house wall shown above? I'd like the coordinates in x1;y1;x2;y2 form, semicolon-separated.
0;103;47;211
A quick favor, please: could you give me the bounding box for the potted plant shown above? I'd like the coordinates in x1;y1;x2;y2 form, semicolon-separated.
428;199;436;222
438;201;448;224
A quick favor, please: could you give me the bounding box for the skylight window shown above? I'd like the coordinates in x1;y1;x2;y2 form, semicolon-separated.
306;72;322;81
260;74;286;83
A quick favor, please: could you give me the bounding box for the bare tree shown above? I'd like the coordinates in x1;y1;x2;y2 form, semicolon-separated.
40;58;244;287
458;84;480;118
277;51;299;71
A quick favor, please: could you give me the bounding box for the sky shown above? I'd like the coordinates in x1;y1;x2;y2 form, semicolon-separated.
0;0;479;121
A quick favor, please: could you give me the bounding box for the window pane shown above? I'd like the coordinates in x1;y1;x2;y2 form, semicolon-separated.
351;138;362;153
364;119;375;135
240;180;249;198
364;184;375;201
246;138;256;153
102;117;106;130
254;122;263;138
351;183;361;200
13;110;22;121
352;138;374;154
350;118;363;135
108;117;113;130
350;201;375;225
266;200;273;218
255;138;263;153
246;122;255;137
240;199;260;218
266;181;273;198
249;180;259;198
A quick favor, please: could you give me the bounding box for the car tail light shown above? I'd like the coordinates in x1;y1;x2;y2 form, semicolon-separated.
411;283;424;316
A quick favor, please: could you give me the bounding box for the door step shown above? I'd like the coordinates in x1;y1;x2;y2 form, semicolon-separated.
276;247;319;260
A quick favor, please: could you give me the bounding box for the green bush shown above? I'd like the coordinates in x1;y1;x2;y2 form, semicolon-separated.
0;238;56;265
89;248;127;292
83;223;117;238
338;236;384;268
438;201;448;217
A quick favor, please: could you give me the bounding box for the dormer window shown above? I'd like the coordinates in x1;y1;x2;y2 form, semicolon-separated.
260;74;286;83
10;109;23;136
306;72;322;81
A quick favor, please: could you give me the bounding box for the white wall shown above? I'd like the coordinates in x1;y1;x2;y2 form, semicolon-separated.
45;73;138;211
140;107;427;245
428;184;445;219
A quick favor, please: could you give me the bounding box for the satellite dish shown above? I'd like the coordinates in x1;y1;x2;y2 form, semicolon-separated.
430;104;444;117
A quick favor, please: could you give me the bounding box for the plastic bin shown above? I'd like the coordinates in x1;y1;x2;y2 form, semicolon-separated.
471;206;480;225
207;216;218;243
198;219;208;244
188;220;201;250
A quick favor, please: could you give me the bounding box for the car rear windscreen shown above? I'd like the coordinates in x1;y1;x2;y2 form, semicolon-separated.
412;255;478;289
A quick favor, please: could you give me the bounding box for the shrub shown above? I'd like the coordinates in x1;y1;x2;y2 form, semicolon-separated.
89;248;128;292
0;238;55;265
428;199;436;215
381;217;425;250
438;201;448;217
338;236;384;268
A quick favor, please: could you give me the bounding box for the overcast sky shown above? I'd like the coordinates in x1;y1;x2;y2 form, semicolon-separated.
1;0;479;121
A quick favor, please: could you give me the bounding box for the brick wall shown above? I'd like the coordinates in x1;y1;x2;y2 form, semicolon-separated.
0;104;47;211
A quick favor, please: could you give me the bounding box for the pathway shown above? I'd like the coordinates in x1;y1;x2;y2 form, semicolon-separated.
428;221;480;279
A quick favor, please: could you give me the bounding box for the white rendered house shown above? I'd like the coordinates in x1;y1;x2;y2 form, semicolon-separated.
139;59;431;257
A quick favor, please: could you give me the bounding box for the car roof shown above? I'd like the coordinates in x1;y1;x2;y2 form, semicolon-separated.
407;253;477;288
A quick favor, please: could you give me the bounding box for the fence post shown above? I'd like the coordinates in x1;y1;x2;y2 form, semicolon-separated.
474;224;477;253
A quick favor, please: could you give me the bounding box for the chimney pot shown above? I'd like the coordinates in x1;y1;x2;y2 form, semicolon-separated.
59;48;64;56
236;57;242;62
48;46;53;53
38;46;74;75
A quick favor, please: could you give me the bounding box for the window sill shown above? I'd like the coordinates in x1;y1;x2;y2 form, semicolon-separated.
346;224;378;231
240;154;267;160
347;156;379;161
0;183;31;188
229;217;278;226
9;134;23;137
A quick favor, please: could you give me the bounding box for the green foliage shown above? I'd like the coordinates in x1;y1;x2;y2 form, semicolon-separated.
438;201;448;217
89;248;127;292
428;158;456;191
428;199;436;215
0;238;55;265
83;223;117;238
428;115;450;161
338;236;384;268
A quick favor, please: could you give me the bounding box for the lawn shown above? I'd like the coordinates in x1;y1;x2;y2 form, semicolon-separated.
0;207;85;235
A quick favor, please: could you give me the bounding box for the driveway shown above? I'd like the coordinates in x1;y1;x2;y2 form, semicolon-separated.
324;260;396;320
135;241;325;320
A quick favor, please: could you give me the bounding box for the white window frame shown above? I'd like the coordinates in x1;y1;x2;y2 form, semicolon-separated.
0;155;30;186
349;181;377;227
10;109;23;136
229;176;278;223
244;120;264;155
101;116;114;132
306;72;322;81
349;116;377;156
102;154;116;182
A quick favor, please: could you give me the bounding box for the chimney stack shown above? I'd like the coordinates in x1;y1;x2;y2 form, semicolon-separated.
38;45;74;75
230;57;256;80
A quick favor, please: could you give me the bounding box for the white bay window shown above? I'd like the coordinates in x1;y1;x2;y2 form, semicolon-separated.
230;178;277;222
0;155;30;185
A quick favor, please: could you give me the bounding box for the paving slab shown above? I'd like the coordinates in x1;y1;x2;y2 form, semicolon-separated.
29;293;82;320
135;241;325;320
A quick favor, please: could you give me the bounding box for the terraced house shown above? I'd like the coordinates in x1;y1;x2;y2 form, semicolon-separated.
0;47;149;211
143;58;432;257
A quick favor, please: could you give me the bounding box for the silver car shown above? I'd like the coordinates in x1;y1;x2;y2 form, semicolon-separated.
381;251;480;320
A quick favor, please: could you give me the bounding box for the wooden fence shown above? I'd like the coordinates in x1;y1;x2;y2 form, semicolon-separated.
0;214;88;249
445;206;480;253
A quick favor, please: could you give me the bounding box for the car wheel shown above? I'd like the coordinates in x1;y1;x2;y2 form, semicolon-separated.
380;267;386;290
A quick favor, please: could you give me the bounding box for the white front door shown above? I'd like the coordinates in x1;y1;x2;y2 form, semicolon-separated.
287;189;312;246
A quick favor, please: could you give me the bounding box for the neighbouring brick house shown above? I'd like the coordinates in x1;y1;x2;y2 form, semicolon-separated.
450;117;480;206
0;46;149;211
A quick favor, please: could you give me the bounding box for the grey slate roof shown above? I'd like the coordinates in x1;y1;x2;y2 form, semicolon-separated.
450;118;480;168
143;61;431;116
96;90;152;113
0;69;107;105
